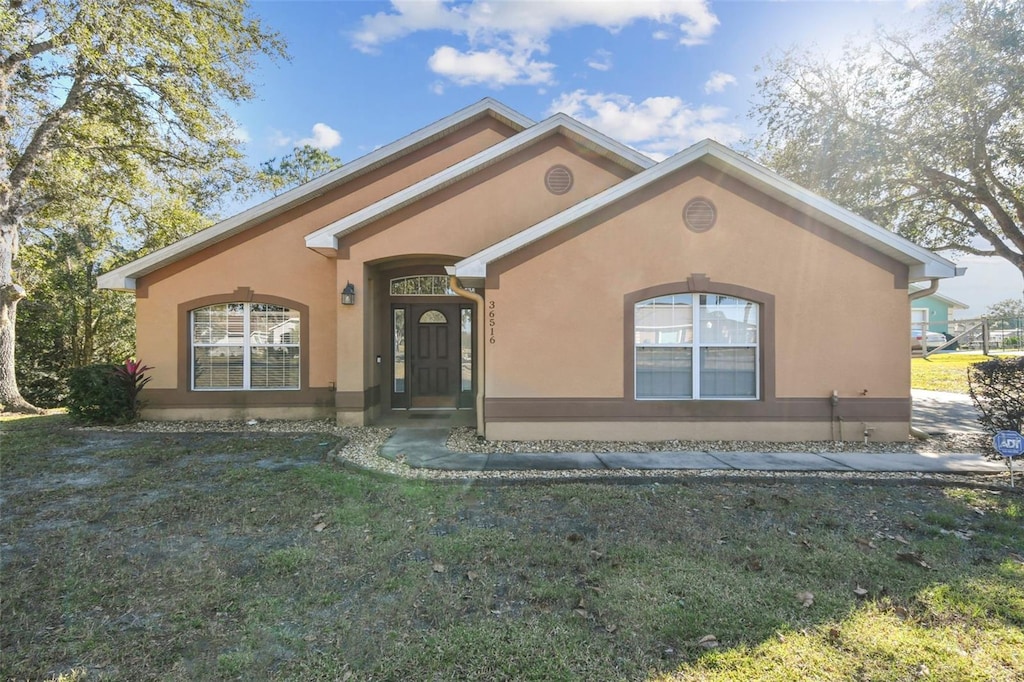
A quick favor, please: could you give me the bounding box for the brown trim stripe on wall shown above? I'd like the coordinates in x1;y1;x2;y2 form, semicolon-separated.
145;387;335;409
335;385;381;411
485;397;911;422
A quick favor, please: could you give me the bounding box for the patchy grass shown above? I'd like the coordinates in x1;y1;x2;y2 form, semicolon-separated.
911;353;993;393
2;415;1022;681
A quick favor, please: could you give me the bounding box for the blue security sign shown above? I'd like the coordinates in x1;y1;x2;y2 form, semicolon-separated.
994;431;1024;458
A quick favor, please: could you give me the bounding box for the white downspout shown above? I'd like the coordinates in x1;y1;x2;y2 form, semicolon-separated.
449;275;486;438
908;278;940;441
908;278;939;301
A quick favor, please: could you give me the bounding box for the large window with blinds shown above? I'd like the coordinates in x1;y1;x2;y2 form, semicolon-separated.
191;303;300;390
635;294;758;400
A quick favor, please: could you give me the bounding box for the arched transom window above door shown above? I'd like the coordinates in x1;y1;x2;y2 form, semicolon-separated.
390;275;475;296
418;310;447;324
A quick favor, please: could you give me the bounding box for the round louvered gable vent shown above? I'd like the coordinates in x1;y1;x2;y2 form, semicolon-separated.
683;198;717;232
545;165;573;195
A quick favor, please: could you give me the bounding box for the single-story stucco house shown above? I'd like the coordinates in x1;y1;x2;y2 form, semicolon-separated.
98;98;960;442
909;284;968;335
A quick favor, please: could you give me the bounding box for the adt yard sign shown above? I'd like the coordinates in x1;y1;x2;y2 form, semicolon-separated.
994;430;1023;487
994;431;1024;458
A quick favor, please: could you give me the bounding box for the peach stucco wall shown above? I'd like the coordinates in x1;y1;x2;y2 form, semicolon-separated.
484;163;910;402
330;134;635;396
136;117;519;391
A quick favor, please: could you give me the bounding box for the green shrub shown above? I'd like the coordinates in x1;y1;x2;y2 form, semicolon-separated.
968;356;1024;434
65;360;152;424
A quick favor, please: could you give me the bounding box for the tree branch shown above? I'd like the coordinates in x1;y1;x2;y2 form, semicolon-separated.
931;244;999;257
7;68;90;202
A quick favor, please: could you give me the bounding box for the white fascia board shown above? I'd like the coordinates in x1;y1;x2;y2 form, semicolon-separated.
698;144;957;279
452;138;958;281
97;98;534;290
95;274;137;292
304;114;654;249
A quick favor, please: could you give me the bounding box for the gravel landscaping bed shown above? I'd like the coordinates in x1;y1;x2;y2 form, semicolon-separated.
77;419;1011;487
445;426;991;455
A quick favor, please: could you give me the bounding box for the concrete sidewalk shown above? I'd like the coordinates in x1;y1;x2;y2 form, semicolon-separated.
380;428;1005;474
377;391;1003;474
911;389;984;435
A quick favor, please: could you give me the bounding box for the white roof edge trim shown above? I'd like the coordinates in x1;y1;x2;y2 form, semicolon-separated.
452;138;959;280
701;143;958;277
95;274;136;292
908;284;969;308
96;98;535;290
303;113;655;247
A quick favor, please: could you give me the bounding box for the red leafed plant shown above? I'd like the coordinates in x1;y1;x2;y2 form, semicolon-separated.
114;358;153;420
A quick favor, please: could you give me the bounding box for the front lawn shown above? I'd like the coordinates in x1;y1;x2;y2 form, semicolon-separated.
2;415;1022;681
911;353;993;393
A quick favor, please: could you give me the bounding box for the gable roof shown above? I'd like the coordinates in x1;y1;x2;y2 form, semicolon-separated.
909;285;968;309
448;138;959;284
97;98;534;291
303;113;655;252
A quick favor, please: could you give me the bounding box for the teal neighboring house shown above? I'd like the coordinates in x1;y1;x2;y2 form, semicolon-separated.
910;285;968;334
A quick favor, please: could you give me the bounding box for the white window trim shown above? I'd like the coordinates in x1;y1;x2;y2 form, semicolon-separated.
635;295;759;401
191;303;301;391
911;307;930;336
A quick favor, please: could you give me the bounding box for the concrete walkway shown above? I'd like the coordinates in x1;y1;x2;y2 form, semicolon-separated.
911;389;984;435
380;429;1005;475
377;392;1003;474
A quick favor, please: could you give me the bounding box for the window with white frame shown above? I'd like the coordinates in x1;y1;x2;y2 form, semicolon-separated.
191;303;300;390
635;294;758;399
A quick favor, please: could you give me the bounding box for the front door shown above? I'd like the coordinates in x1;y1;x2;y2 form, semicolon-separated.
409;304;460;408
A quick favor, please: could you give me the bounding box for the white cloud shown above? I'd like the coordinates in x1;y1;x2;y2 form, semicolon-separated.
268;129;292;148
352;0;718;88
428;45;555;87
297;123;343;150
548;90;743;160
703;70;737;94
231;125;251;144
270;123;343;150
586;49;612;72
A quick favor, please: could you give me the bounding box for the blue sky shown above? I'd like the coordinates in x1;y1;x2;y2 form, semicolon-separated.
229;0;1017;314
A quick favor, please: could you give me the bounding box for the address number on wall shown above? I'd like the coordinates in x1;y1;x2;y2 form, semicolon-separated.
488;300;496;344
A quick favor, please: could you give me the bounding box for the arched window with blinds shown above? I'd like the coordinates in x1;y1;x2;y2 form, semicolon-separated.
190;302;300;390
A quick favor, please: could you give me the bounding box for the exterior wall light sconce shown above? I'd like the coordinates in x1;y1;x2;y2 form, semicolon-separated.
341;282;356;306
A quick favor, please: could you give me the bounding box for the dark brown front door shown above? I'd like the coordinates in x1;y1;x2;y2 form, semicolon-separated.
409;304;460;408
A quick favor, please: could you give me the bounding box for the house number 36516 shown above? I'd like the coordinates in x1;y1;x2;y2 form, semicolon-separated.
488;300;496;344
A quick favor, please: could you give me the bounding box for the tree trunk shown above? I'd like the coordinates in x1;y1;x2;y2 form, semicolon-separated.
0;207;42;413
0;283;42;413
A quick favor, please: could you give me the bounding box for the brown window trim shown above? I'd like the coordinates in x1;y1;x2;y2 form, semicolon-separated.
178;288;311;394
623;274;776;404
